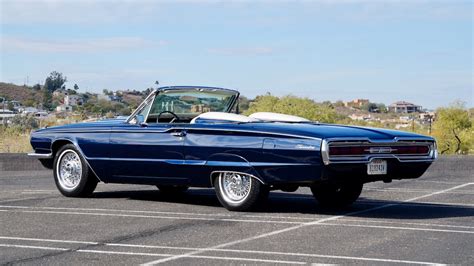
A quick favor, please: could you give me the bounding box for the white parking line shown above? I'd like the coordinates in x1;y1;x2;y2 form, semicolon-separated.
142;182;473;265
320;223;474;234
0;209;303;225
0;236;98;245
364;187;474;194
0;197;41;204
0;243;68;251
1;203;472;233
0;236;439;265
0;242;304;265
358;200;474;208
340;218;474;230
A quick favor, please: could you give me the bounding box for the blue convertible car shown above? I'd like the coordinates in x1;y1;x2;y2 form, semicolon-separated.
29;86;437;211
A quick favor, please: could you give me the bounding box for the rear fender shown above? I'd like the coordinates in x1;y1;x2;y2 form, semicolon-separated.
206;153;264;185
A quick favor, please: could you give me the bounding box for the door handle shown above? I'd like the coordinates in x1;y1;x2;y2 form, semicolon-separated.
171;131;187;137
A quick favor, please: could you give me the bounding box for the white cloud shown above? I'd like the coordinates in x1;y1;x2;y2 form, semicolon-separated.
208;47;274;56
1;37;166;53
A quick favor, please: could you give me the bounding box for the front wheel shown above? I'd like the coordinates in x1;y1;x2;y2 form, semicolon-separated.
53;144;98;197
214;172;268;211
311;182;363;208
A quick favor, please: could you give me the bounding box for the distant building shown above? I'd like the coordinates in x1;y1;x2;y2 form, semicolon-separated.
53;90;66;97
388;101;422;113
0;110;16;123
56;105;72;112
349;114;371;121
22;107;40;114
65;95;83;106
419;112;435;120
345;99;369;108
98;94;111;101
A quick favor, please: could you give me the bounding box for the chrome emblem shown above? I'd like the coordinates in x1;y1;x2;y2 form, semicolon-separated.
368;147;394;154
295;144;316;150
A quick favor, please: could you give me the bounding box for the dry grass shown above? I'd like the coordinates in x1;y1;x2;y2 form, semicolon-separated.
0;128;32;153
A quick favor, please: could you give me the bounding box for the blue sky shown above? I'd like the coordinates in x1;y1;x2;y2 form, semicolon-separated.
1;0;472;109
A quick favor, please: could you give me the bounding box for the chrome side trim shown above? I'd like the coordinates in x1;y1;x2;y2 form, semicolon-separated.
44;127;323;141
27;152;53;159
87;157;311;167
210;171;265;186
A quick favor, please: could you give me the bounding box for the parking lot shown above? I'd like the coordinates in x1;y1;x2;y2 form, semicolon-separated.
0;157;473;265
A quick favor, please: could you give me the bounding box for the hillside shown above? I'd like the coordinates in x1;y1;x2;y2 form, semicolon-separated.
0;82;42;103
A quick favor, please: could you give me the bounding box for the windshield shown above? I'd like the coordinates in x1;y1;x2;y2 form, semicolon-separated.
149;88;238;118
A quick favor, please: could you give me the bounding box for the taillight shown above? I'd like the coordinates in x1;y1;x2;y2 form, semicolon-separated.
328;145;430;156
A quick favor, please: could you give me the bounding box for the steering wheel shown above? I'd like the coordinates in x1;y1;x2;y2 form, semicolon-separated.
157;111;180;123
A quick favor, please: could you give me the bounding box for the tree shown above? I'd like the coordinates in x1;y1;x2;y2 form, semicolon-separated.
42;88;52;110
32;84;41;91
433;102;472;154
245;94;338;123
7;102;14;111
44;71;67;92
73;84;79;91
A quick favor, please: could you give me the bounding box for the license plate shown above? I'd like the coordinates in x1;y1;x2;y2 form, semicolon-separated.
367;159;387;175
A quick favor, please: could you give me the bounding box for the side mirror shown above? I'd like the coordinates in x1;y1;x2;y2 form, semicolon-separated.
136;114;145;124
130;114;145;125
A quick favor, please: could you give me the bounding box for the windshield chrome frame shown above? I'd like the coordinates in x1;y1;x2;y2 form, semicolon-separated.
126;89;157;124
126;86;240;124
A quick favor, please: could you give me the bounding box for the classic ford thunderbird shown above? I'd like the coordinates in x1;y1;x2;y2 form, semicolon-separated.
29;86;437;211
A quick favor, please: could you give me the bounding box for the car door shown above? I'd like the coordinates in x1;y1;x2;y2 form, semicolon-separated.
107;94;188;185
108;122;187;184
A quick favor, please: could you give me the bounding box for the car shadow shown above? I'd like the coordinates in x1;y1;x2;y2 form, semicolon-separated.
91;189;474;220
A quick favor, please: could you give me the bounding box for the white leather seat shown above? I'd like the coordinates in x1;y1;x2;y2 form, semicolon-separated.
190;112;258;123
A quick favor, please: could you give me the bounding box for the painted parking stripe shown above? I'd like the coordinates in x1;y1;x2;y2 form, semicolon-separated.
3;203;474;222
0;197;42;204
320;223;474;234
0;243;304;265
358;200;474;208
0;209;303;225
364;187;474;194
0;243;68;251
0;236;439;265
142;182;473;265
1;205;473;233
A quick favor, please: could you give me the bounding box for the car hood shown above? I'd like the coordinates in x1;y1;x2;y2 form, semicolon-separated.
34;118;127;133
247;122;434;141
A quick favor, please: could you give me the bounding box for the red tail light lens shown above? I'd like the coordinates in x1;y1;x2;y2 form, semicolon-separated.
329;145;430;156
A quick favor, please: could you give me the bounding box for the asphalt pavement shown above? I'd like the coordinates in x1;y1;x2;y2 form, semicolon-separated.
0;158;473;265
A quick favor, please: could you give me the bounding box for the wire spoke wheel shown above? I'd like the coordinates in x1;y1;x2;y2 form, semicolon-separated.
219;172;252;204
53;144;98;197
214;171;268;211
57;150;83;190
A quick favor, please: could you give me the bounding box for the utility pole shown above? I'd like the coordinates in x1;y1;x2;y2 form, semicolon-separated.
1;97;6;126
428;114;433;135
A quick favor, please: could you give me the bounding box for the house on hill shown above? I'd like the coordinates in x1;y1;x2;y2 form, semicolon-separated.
345;99;369;108
388;101;422;113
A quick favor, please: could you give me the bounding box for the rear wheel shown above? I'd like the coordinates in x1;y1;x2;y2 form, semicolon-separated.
311;182;363;208
214;172;268;211
156;185;189;194
53;144;98;197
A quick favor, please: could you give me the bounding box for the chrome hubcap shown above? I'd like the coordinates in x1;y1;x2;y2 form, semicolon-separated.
219;172;252;203
57;150;82;190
